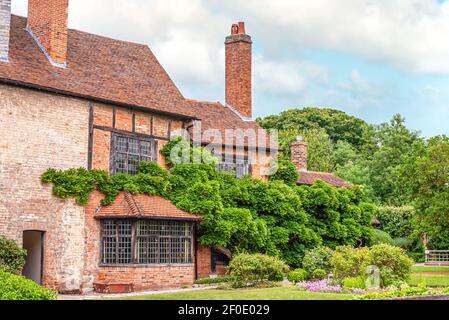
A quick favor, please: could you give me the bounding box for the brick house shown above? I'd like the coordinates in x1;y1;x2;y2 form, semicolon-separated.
0;0;276;293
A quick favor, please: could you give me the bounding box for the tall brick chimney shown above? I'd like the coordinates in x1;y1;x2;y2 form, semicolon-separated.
225;22;252;119
291;136;308;172
0;0;11;62
27;0;69;67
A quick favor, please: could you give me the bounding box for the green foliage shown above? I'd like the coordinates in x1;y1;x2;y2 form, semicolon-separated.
370;229;395;246
412;136;449;250
301;246;333;275
365;244;413;287
311;269;327;280
287;268;308;283
42;138;376;267
357;286;449;300
227;253;290;284
343;276;367;290
160;137;218;168
330;244;413;287
375;206;415;239
270;160;299;185
330;246;370;281
256;107;372;152
0;270;56;300
0;237;27;275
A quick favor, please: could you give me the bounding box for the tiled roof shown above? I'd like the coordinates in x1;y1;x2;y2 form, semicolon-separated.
95;192;202;221
0;15;197;119
186;99;277;149
297;171;352;188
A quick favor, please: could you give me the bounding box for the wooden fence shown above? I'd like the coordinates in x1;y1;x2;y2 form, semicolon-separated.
425;250;449;265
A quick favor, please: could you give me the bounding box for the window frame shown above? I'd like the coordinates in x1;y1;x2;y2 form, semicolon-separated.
110;133;158;176
216;153;252;179
100;219;194;267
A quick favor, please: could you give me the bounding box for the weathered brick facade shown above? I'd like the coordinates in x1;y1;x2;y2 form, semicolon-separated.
291;138;308;172
27;0;68;66
0;83;89;292
225;22;252;119
0;0;10;61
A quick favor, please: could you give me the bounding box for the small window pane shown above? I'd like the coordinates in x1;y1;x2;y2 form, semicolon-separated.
128;138;139;155
116;136;128;153
128;155;139;176
140;140;151;157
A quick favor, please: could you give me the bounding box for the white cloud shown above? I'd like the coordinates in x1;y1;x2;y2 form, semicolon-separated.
253;55;306;94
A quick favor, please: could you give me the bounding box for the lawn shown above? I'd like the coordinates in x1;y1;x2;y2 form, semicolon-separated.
409;265;449;287
114;287;353;300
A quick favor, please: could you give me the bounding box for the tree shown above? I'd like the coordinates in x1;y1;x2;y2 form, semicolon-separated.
412;136;449;249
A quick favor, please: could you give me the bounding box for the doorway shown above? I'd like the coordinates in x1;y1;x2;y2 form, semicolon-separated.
22;231;44;284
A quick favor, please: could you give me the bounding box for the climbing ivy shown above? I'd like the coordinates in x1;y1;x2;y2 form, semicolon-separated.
41;138;375;267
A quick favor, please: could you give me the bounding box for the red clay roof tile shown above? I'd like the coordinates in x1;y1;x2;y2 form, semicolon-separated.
96;192;202;221
297;171;352;188
0;15;197;119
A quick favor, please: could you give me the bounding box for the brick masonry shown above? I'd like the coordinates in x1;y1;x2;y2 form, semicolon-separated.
0;83;89;292
0;0;10;61
27;0;68;66
291;140;308;172
225;23;252;119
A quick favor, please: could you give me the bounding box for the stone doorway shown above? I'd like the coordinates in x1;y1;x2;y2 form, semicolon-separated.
22;231;44;284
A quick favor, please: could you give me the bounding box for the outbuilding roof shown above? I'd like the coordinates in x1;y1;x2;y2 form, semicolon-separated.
95;192;202;221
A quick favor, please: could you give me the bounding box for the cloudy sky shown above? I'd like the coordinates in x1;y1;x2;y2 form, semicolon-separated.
12;0;449;136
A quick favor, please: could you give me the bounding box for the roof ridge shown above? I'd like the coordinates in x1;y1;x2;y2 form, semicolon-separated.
12;14;149;48
124;192;141;216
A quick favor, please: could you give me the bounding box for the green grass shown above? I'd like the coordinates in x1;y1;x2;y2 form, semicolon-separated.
409;265;449;287
113;287;353;300
409;276;449;287
412;266;449;273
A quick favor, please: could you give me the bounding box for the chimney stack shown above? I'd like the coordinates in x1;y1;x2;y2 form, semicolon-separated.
225;22;252;119
27;0;69;67
0;0;11;62
291;136;308;172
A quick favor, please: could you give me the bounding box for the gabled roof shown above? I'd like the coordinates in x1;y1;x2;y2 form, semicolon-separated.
95;192;202;221
186;99;277;149
0;15;197;119
297;171;352;188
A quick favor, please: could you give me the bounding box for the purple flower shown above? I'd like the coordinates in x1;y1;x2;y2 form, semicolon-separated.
297;280;343;293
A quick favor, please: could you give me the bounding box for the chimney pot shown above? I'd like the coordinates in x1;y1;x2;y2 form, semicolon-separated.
238;22;246;34
231;24;239;35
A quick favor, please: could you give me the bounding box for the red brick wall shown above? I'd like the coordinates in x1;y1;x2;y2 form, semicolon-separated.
225;27;252;119
196;245;212;279
291;140;308;171
91;104;184;172
28;0;68;66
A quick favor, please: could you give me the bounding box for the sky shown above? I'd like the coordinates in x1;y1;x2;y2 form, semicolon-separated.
11;0;449;137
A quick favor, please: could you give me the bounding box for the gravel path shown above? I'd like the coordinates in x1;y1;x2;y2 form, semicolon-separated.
58;285;218;300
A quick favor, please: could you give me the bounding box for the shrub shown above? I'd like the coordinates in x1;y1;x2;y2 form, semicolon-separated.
270;160;299;185
343;276;367;290
392;237;414;250
311;269;327;280
302;246;333;275
330;246;369;281
287;268;308;283
376;206;414;238
0;270;56;300
370;229;395;246
0;236;27;274
364;244;413;287
227;253;290;284
138;161;168;178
